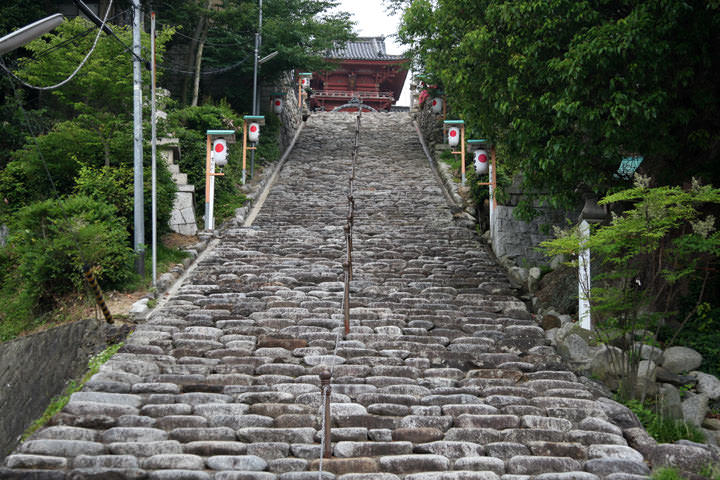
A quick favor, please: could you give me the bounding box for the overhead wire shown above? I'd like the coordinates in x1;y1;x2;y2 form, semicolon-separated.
30;7;133;61
0;0;114;91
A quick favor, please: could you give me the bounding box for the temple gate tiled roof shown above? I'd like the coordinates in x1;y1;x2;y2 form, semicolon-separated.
326;36;405;61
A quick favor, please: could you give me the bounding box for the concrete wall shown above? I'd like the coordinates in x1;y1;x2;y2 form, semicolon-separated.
0;319;106;460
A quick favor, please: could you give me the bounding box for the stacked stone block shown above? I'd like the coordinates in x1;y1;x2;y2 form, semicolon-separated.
2;113;649;479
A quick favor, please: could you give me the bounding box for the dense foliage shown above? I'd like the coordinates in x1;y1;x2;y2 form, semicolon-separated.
397;0;720;217
146;0;354;109
0;196;134;340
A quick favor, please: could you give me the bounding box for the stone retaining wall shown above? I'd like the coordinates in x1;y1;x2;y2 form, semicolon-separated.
414;100;577;265
0;319;106;460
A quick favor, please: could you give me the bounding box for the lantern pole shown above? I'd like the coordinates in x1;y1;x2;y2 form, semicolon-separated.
205;130;235;230
444;119;465;185
460;125;466;185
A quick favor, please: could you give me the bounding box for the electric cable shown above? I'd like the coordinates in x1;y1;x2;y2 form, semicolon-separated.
31;7;133;61
157;54;252;76
0;0;114;91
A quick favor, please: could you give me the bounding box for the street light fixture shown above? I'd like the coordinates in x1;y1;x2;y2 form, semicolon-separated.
0;14;64;56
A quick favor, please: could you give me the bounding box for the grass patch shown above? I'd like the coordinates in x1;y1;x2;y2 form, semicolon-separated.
625;398;705;444
120;243;190;292
439;149;464;182
652;468;684;480
21;342;124;440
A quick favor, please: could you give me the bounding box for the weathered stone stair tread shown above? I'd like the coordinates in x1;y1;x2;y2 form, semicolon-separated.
2;113;650;479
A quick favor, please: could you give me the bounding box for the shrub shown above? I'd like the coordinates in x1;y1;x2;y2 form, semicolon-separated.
542;175;720;401
165;102;286;227
0;195;133;340
75;163;177;238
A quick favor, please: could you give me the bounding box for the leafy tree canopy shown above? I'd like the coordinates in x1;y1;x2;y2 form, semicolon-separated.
147;0;355;109
397;0;720;216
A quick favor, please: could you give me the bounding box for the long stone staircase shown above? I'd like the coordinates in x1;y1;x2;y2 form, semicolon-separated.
1;113;650;479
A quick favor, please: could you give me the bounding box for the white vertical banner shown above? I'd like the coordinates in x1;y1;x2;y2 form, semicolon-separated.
578;219;591;330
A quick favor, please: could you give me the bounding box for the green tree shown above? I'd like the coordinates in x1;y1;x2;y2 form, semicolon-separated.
0;195;133;340
397;0;720;217
152;0;354;110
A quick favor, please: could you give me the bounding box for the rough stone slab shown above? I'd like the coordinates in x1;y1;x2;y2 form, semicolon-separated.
169;427;236;442
308;457;378;475
206;455;268;471
4;454;68;469
236;427;315;443
648;443;716;472
587;445;643;463
404;473;500;480
108;440;183;456
73;454;139;469
142;454;205;470
147;471;211;480
583;459;650;476
456;414;519;430
454;456;505;474
278;473;335;480
101;427;169;443
506;456;581;475
534;474;599;480
0;469;67;479
337;475;399;480
415;440;482;458
19;440;106;457
334;441;413;458
63;401;139;418
215;473;278;480
527;442;586;459
378;454;450;474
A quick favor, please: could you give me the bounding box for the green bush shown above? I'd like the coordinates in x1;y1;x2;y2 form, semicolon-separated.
75;163;177;238
652;468;684;480
0;195;133;340
625;399;705;444
166;102;287;227
542;176;720;400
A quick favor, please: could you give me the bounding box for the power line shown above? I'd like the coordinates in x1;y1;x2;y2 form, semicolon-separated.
0;0;114;91
158;54;252;76
32;7;133;61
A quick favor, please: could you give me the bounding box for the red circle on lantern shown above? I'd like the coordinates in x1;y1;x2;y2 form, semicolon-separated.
250;125;258;132
477;154;488;163
449;130;457;137
214;143;224;153
432;99;437;106
275;100;281;105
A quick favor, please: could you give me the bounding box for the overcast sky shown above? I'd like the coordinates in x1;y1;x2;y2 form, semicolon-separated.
332;0;411;106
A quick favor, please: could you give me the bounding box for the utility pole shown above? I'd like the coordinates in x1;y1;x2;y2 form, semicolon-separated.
250;0;262;178
132;0;145;276
150;11;157;286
